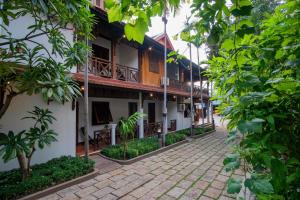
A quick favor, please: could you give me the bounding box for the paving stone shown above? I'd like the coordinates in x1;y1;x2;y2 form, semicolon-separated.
92;186;114;198
177;180;193;189
60;193;79;200
78;179;98;189
211;180;226;190
57;185;81;197
75;186;98;198
129;186;151;198
39;194;61;200
80;195;97;200
198;195;214;200
215;174;229;183
119;194;137;200
95;173;112;181
167;187;186;198
219;195;235;200
194;180;210;190
160;194;177;200
184;187;203;199
203;187;222;199
94;179;114;189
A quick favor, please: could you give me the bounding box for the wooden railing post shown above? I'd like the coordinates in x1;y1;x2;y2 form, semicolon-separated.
111;40;116;79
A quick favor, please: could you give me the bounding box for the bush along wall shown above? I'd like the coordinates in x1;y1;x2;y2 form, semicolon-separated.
101;137;160;160
0;156;95;200
165;132;186;146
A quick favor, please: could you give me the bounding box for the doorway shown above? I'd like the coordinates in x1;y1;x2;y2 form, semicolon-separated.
148;103;156;123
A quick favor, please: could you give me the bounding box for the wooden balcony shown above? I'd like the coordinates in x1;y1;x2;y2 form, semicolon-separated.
169;79;209;97
79;56;139;83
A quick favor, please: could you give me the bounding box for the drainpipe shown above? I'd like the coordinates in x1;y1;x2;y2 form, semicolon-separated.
138;92;144;138
197;48;205;125
84;4;90;159
189;43;193;135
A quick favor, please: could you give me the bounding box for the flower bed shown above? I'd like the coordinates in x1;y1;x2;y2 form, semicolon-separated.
194;126;214;135
0;156;94;200
101;137;160;160
165;132;186;146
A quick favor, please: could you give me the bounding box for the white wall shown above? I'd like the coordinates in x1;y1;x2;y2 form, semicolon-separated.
167;101;191;130
0;94;76;171
1;14;76;72
177;111;192;130
116;44;139;69
77;97;139;142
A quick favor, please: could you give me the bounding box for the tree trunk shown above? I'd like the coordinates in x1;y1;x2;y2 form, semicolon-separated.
26;146;35;176
16;152;29;180
0;91;18;119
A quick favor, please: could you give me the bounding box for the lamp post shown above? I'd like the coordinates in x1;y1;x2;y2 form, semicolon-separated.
189;43;193;135
83;4;90;159
197;48;205;125
162;7;168;147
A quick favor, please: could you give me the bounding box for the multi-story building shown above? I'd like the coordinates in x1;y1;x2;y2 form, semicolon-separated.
0;1;210;171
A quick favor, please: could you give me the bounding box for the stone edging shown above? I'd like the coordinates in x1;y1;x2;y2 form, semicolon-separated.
189;129;216;139
99;139;189;165
19;170;99;200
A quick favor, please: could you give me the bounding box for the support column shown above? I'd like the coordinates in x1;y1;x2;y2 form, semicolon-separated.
110;124;117;145
138;92;144;139
207;81;210;123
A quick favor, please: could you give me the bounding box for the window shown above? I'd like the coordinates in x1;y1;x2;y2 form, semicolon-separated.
92;102;113;125
92;44;109;60
149;51;160;73
128;102;138;117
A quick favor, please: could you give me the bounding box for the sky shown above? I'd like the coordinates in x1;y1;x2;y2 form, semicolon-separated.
146;3;208;64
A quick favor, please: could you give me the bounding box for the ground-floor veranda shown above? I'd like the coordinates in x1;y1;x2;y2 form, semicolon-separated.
75;84;211;156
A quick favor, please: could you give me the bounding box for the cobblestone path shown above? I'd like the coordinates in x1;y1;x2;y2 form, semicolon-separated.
41;128;244;200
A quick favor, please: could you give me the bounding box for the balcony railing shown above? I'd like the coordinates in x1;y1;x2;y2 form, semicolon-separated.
79;56;139;83
168;79;209;96
169;79;190;92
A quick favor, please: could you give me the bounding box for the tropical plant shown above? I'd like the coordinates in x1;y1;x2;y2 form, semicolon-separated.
0;0;94;119
118;112;145;159
0;106;57;179
105;0;300;198
207;1;300;199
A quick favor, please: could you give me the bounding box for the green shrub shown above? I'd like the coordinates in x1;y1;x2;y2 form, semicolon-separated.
0;156;94;199
101;137;159;160
165;132;186;146
176;129;190;136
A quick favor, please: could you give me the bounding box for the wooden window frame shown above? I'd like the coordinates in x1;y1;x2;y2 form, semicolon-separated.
92;101;113;125
149;51;160;73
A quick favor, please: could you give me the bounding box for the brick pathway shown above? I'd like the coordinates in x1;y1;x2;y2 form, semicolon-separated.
40;128;244;200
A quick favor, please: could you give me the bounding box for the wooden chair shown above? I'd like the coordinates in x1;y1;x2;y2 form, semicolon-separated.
168;120;176;131
94;128;111;146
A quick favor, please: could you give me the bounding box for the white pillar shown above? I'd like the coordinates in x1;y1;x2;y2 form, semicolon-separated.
110;124;117;145
138;92;144;138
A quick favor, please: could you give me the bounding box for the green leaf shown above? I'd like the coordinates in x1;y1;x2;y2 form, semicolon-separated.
271;159;287;193
227;178;242;194
221;39;234;51
107;5;123;23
